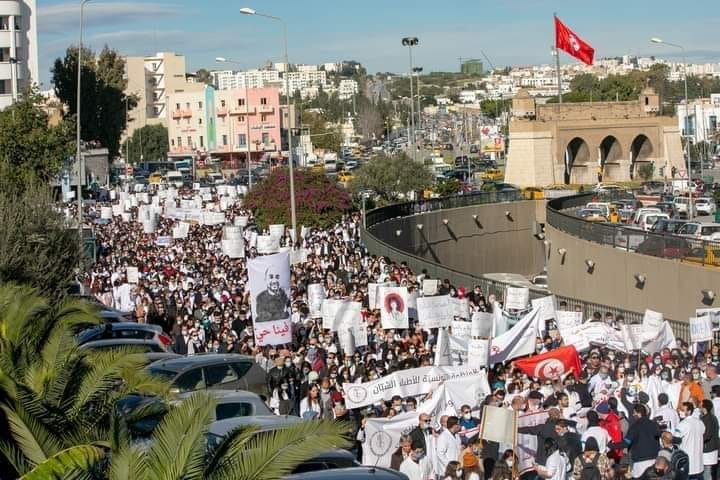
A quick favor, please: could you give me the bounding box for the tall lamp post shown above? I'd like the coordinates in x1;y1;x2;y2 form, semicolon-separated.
216;57;253;190
651;37;692;219
413;66;423;134
402;37;419;161
77;0;92;241
241;7;297;242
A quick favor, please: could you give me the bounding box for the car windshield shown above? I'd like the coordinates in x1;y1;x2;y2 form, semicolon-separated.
146;367;177;382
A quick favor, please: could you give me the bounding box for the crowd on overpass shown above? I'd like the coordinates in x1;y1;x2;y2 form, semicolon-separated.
77;184;720;480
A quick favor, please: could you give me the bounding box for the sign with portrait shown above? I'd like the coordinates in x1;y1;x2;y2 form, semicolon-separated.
248;251;292;346
379;286;409;329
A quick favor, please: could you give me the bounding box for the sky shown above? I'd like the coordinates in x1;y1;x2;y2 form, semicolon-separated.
37;0;720;87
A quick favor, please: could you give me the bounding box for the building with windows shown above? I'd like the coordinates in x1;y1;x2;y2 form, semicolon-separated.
460;59;483;76
676;94;720;142
0;0;38;110
123;52;203;141
167;85;281;166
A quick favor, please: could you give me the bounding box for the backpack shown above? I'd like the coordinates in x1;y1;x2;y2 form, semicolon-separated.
667;447;689;480
579;454;601;480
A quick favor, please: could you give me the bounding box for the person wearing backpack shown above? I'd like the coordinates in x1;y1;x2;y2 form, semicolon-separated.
573;437;612;480
660;430;689;480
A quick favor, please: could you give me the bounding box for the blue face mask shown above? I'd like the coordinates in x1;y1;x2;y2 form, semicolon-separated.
414;452;425;461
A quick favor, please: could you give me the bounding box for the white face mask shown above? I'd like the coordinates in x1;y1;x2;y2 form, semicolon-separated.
456;469;463;478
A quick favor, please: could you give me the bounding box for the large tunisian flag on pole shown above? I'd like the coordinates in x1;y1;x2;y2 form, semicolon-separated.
514;345;582;380
554;16;595;66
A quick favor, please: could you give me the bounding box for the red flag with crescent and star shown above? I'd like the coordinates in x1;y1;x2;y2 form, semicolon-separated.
514;345;582;380
555;16;595;66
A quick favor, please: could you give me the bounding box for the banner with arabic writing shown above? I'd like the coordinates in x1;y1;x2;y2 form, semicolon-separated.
249;251;292;346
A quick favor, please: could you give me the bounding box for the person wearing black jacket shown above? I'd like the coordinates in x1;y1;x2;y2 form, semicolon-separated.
700;400;719;480
609;404;661;479
518;408;571;466
554;419;582;465
408;413;433;452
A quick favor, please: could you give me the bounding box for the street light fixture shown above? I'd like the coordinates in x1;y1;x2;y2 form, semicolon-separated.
240;6;297;242
215;56;253;190
401;36;419;162
77;0;93;247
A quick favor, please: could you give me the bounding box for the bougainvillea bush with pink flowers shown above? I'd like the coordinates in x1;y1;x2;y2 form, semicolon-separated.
244;168;352;229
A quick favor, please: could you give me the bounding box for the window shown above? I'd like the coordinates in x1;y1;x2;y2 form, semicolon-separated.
239;115;245;123
231;362;252;377
238;98;245;107
203;364;239;388
185;102;190;109
645;97;649;106
215;402;253;421
198;117;203;125
177;137;182;146
261;114;268;122
187;136;192;147
199;136;204;148
175;119;180;125
175;369;205;393
262;133;270;145
198;101;203;109
175;103;180;110
222;135;227;146
170;139;175;146
238;134;246;146
185;118;190;125
220;99;226;107
260;97;267;105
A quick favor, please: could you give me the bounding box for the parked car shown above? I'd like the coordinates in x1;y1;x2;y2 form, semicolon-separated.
198;390;275;421
636;236;691;258
79;338;168;353
585;202;612;218
673;196;698;218
650;218;687;234
78;322;172;348
695;197;717;216
676;222;720;241
631;207;661;225
146;353;268;398
638;212;669;232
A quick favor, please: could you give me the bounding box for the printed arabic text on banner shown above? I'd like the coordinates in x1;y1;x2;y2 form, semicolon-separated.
505;287;530;311
416;295;452;329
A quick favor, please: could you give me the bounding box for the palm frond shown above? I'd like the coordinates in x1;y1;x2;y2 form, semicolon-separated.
18;445;104;480
213;420;352;480
146;391;216;480
204;424;260;478
1;402;63;466
0;439;33;476
108;446;147;480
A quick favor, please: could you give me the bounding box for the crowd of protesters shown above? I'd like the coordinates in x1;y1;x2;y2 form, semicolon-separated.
77;185;720;480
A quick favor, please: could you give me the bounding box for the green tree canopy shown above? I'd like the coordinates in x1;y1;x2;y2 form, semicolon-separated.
52;45;135;159
350;152;435;201
0;89;74;187
302;111;342;152
125;124;169;163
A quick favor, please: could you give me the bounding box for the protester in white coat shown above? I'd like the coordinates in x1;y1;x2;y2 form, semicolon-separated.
436;416;461;477
400;447;435;480
674;402;705;478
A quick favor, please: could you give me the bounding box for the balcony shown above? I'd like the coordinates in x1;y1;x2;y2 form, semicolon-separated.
169;146;193;154
263;143;277;152
258;105;275;114
230;107;256;115
171;110;182;119
181;109;192;118
217;106;228;116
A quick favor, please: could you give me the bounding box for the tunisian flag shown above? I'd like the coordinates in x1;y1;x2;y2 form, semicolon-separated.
514;345;581;380
554;16;595;66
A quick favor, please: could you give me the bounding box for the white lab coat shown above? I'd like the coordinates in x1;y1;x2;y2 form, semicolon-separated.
675;416;706;475
435;429;460;476
400;455;434;480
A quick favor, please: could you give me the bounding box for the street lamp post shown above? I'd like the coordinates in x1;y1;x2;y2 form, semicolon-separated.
216;57;253;190
77;0;92;242
651;37;692;219
241;7;297;243
402;37;419;162
413;66;423;134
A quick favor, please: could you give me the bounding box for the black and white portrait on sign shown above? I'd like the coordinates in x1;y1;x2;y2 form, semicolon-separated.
249;252;292;346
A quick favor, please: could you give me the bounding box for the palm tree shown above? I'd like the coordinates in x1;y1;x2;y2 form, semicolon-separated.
0;284;169;477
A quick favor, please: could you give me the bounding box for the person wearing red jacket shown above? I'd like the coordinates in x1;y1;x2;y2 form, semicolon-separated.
597;401;624;462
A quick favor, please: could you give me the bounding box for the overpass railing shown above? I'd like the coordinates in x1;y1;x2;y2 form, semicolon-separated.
546;194;720;267
362;191;693;341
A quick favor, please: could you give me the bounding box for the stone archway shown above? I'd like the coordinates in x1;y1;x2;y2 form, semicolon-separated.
599;135;623;182
630;134;653;180
564;137;592;184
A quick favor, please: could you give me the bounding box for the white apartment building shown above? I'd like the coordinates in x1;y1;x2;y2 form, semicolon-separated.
211;69;281;90
676;94;720;142
0;0;38;110
338;79;358;100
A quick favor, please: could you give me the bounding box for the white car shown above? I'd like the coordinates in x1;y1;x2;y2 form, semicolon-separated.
695;198;717;216
676;222;720;241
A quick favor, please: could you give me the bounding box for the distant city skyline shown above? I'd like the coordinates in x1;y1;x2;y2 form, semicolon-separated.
37;0;720;87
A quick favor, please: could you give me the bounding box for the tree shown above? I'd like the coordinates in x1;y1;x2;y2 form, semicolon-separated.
244;169;352;229
480;99;511;119
125;124;169;163
357;103;383;141
302;111;342;153
0;182;82;301
350;152;435;201
52;45;135;159
0;89;74;187
638;163;655;181
195;68;213;85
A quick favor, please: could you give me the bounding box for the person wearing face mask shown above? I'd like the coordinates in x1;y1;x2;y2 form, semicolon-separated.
674;402;705;480
680;372;705;405
535;438;569;480
409;413;434;454
461;436;484;480
400;446;434;480
267;356;289;394
491;450;515;480
458;405;478;432
437;417;462;477
391;435;414;471
638;452;675;480
701;366;720;399
608;404;661;479
439;460;462;480
699;400;719;480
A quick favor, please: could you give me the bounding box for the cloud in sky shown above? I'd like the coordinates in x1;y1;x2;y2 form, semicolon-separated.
39;2;181;34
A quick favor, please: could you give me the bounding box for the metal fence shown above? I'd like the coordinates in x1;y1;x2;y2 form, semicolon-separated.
546;194;720;267
362;191;694;341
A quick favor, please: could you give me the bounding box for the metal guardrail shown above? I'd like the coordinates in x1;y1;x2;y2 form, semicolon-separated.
362;191;695;341
546;194;720;267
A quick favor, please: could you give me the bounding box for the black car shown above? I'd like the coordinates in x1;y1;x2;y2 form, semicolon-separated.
79;338;168;353
650;218;687;234
78;322;171;347
146;354;268;398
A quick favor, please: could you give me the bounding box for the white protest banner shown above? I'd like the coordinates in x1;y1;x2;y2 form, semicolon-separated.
531;295;557;323
450;297;470;319
559;324;591;352
362;412;417;467
468;339;490;369
555;311;582;331
471;312;494;338
256;235;280;255
696;308;720;332
352;317;368;348
307;283;325;318
321;299;345;331
449;334;469;364
248;251;292;346
337;301;362;334
126;266;139;284
368;282;391;310
416;295;452;329
202;211;225;226
172;221;190;239
156;236;172;247
480;405;515;445
290;248;308;265
690;317;713;343
435;328;451;366
444;375;491;412
221;239;245;259
643;321;677;353
100;206;112;219
621;324;643;351
505;287;530;310
344;365;490;409
379;286;409;329
111;204;123;216
489;308;540;364
642;309;665;340
235;215;249;227
422;279;439;296
518;410;550;473
452;320;472;340
269;224;285;240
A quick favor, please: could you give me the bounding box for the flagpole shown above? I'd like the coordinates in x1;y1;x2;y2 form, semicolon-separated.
554;13;563;104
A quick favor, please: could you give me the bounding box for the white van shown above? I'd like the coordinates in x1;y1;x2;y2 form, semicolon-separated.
638;212;669;232
165;170;184;188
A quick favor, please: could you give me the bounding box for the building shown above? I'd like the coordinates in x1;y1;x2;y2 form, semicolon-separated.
338;79;358;100
504;87;684;186
211;69;281;90
676;94;720;142
460;59;483;76
124;52;203;141
0;0;38;110
167;85;282;167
